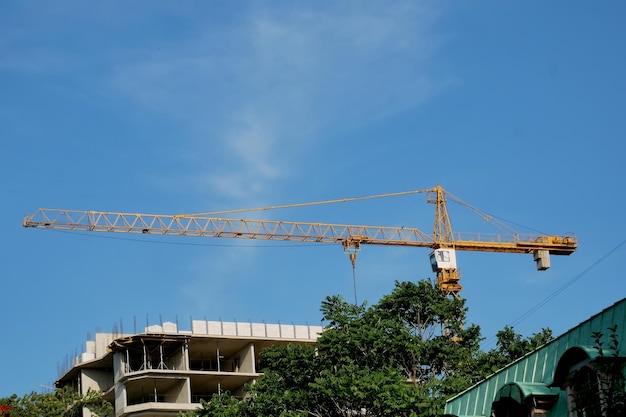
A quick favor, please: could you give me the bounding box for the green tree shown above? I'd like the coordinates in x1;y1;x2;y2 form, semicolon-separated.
247;343;320;416
0;386;112;417
194;280;482;416
179;391;245;417
183;279;551;417
307;294;421;416
374;280;483;392
476;325;553;376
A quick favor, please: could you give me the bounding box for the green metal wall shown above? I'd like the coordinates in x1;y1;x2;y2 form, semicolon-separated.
444;298;626;417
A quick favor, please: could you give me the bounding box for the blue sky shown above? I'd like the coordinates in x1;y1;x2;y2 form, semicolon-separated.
1;1;625;397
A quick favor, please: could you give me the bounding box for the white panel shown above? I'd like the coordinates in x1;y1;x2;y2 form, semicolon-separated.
85;340;96;355
251;323;266;337
311;326;323;338
280;324;295;338
95;333;115;357
294;325;309;339
191;320;208;334
237;322;252;336
265;324;280;337
222;322;237;336
207;321;222;335
162;321;178;333
145;324;162;333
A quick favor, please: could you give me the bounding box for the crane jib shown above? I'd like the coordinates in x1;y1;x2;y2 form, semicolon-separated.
21;185;578;299
22;214;576;255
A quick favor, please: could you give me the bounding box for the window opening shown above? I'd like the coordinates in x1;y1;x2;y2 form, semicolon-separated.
569;366;602;417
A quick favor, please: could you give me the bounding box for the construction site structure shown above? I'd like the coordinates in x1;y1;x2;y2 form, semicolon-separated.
22;185;577;298
58;319;322;417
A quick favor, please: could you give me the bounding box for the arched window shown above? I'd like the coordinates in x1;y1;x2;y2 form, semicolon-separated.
568;365;602;417
552;345;626;417
491;383;558;417
491;396;530;417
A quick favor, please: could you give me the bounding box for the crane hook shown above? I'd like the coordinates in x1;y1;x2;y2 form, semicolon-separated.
349;252;358;305
349;252;357;268
343;239;361;305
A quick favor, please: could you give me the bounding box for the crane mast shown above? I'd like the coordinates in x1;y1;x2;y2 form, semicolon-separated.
426;186;461;294
22;185;577;298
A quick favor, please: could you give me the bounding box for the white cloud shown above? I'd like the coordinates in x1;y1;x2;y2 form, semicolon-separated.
0;0;452;208
107;1;450;206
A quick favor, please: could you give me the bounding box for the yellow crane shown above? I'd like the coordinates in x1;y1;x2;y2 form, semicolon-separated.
22;185;577;298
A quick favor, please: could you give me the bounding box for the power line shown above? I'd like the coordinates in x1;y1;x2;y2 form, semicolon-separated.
483;239;626;349
510;239;626;327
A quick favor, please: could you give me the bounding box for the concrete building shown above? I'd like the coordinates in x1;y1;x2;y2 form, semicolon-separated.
445;297;626;417
57;319;322;417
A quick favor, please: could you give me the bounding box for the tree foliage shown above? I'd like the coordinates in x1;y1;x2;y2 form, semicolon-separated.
475;325;553;377
0;386;112;417
189;279;520;417
180;391;245;417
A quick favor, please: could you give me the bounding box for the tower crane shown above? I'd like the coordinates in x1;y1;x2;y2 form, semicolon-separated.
22;185;577;298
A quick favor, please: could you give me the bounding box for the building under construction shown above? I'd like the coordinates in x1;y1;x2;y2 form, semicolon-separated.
57;319;322;417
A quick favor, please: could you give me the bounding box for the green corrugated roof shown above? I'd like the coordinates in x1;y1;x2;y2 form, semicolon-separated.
444;297;626;417
515;382;560;398
493;382;559;403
